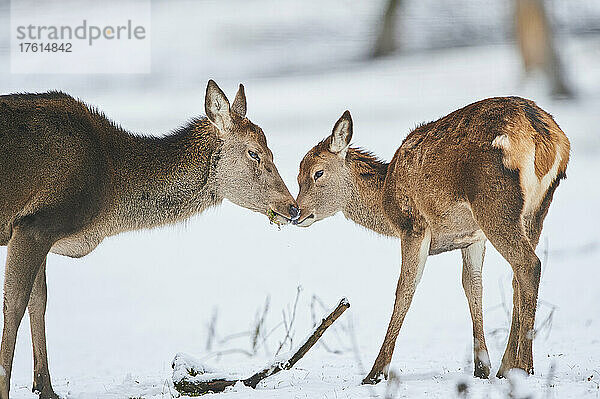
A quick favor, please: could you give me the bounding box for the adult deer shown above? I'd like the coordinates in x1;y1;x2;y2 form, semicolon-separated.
294;97;569;383
0;80;298;398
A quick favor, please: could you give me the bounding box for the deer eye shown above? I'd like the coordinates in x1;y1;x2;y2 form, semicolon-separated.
248;150;260;162
314;170;324;181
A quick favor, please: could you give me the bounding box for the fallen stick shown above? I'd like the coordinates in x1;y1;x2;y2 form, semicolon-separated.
173;297;350;396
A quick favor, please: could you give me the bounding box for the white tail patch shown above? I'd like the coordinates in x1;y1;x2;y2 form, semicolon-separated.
493;134;562;216
522;148;562;215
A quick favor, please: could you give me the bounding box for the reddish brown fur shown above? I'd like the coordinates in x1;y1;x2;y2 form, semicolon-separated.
295;97;570;384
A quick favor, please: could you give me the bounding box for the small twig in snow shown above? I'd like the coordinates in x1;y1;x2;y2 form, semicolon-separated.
172;298;350;396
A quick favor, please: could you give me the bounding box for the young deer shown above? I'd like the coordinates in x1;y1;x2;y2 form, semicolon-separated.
295;97;569;384
0;80;298;398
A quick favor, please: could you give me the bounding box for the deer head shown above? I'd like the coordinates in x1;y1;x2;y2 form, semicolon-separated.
206;80;298;225
295;110;354;227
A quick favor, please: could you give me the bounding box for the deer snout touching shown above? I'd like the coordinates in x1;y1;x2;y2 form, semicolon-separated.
292;212;315;227
287;203;313;225
266;173;299;226
289;204;300;220
292;197;316;227
268;198;299;226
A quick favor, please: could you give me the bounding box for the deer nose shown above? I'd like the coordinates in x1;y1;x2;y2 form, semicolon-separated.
289;204;300;221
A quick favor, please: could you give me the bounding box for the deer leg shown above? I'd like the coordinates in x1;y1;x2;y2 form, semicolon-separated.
28;258;58;399
497;275;521;378
0;370;6;399
496;241;540;376
471;206;541;377
1;226;52;397
514;255;540;375
496;244;540;376
494;190;546;378
461;240;491;379
362;229;431;385
512;181;561;375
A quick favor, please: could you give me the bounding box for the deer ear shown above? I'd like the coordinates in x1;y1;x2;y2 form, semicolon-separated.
205;80;231;131
329;110;353;157
231;83;247;117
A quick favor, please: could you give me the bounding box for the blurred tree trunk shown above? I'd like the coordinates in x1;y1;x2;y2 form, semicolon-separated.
515;0;573;98
372;0;402;58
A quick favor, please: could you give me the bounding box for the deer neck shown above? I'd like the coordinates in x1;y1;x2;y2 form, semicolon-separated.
342;149;396;237
109;117;223;231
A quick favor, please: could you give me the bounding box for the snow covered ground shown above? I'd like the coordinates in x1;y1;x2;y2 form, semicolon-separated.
1;10;600;399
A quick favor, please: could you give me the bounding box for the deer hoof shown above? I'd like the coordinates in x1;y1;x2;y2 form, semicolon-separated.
496;364;534;379
496;368;508;379
33;384;60;399
474;360;490;379
362;372;384;385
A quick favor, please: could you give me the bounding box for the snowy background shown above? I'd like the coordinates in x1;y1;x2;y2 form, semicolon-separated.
1;0;599;398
